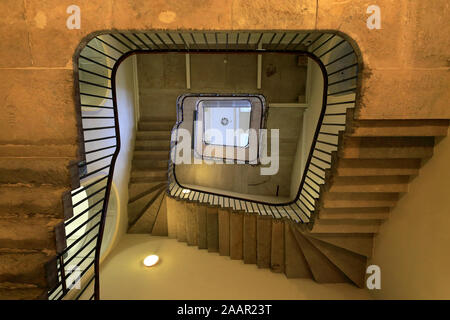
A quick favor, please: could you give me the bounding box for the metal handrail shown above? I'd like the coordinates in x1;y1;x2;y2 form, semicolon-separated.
167;36;359;224
167;51;328;223
49;31;360;300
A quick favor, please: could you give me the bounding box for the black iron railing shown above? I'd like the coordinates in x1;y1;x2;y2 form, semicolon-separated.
49;31;360;300
167;32;359;224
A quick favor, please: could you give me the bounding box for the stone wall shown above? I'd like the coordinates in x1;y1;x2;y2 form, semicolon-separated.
0;0;449;297
2;0;448;184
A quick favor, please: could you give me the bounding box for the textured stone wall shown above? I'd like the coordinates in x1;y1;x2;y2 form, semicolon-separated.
1;1;449;163
0;0;449;298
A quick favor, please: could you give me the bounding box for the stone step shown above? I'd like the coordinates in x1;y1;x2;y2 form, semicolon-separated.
134;140;170;151
318;207;390;220
151;194;168;236
290;228;348;283
348;118;449;137
127;187;163;228
0;145;77;158
185;202;198;246
138;121;174;131
136;130;171;141
176;199;187;242
305;235;367;288
284;223;311;278
256;216;272;268
0;158;73;186
322;192;399;208
340;136;434;159
130;169;167;183
206;206;219;253
0;185;68;217
327;175;410;193
165;196;179;239
0;282;47;300
305;232;374;258
196;204;207;249
270;220;284;273
128;182;166;204
132;158;168;170
128;189;165;234
218;208;230;256
133;150;169;160
0;217;60;250
0;249;52;287
334;158;421;176
229;210;244;260
310;219;381;234
243;213;257;264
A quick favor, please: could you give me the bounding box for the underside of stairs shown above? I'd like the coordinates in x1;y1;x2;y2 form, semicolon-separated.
0;159;72;299
129;111;449;288
164;197;371;287
308;110;449;236
126;116;174;233
131;116;172;184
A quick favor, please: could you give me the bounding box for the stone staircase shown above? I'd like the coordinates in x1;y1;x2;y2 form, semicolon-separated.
136;196;370;287
2;112;446;299
308;110;449;235
127;116;173;232
0;158;73;300
129;116;173;184
128;112;448;287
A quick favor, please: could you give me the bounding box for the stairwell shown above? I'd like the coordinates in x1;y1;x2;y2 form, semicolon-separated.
129;110;448;288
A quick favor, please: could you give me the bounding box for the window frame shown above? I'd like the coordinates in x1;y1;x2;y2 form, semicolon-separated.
201;99;253;148
181;94;266;164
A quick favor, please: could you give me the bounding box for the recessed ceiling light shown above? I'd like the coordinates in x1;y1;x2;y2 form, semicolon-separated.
182;189;191;194
143;255;159;267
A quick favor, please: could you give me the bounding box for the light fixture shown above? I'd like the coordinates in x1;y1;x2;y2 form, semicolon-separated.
143;255;159;267
182;189;191;194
